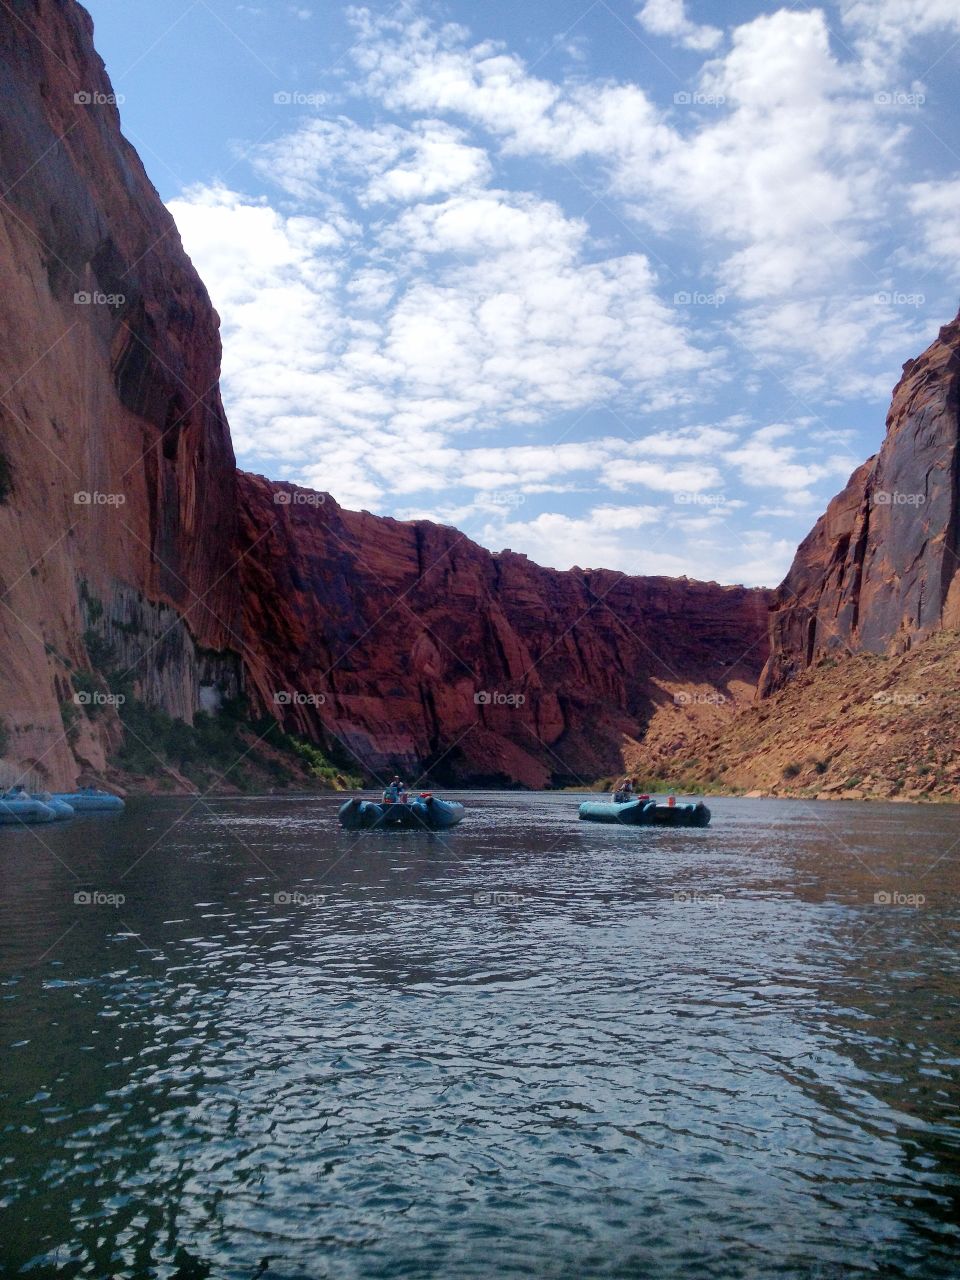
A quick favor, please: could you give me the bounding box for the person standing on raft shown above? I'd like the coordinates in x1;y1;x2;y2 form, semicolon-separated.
613;777;634;803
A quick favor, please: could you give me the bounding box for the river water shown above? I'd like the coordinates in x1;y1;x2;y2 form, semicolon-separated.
1;793;958;1279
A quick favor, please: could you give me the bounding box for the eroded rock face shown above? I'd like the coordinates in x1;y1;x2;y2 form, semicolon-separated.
0;0;241;783
238;474;771;788
0;0;771;789
761;312;960;694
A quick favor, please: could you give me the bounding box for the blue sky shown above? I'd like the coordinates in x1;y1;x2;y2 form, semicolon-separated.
83;0;960;585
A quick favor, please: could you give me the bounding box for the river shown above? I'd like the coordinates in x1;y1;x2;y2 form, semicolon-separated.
1;793;958;1278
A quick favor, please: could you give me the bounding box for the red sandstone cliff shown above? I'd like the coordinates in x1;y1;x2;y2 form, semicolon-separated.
0;0;243;784
0;0;771;791
761;311;960;693
646;312;960;803
237;474;770;788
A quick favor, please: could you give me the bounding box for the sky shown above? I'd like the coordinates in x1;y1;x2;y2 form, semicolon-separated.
82;0;960;586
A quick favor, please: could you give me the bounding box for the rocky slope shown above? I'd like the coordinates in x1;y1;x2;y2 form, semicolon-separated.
0;0;771;791
628;629;960;802
238;474;770;788
626;313;960;802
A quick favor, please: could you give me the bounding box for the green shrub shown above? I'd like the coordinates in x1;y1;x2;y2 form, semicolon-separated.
83;629;115;671
78;580;104;623
0;450;12;503
59;699;81;744
782;761;802;779
110;695;359;790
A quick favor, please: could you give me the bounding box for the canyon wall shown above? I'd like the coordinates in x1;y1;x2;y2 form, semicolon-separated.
238;474;770;788
644;311;960;804
0;0;771;790
0;0;243;784
761;311;960;693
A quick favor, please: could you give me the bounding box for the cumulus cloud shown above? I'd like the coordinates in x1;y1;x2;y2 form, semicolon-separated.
254;117;492;204
345;6;915;310
169;182;712;509
908;180;960;278
838;0;960;76
636;0;722;52
727;424;856;506
165;2;960;584
485;503;796;585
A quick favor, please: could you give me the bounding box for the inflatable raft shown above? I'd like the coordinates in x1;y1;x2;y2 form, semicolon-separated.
579;797;711;828
52;788;124;813
32;792;75;820
0;792;56;824
339;795;465;831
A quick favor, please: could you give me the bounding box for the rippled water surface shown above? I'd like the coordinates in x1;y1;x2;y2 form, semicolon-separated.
1;793;959;1278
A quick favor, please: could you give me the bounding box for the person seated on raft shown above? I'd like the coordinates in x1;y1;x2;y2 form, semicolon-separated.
613;777;634;804
382;777;408;803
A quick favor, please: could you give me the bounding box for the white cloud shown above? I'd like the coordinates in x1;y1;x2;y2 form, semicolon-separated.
727;424;856;502
348;8;904;307
167;4;960;584
636;0;722;52
489;506;664;573
486;504;795;585
628;424;739;456
839;0;960;76
601;459;724;493
168;183;712;508
732;294;933;398
253;117;492;205
908;179;960;278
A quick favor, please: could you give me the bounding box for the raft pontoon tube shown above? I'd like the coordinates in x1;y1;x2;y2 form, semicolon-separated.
579;797;711;828
51;788;125;813
338;794;465;831
31;792;75;820
0;791;57;824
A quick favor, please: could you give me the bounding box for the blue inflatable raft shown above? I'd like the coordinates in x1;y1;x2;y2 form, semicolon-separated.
51;788;124;813
579;797;711;828
0;791;56;824
32;792;75;820
339;794;465;831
